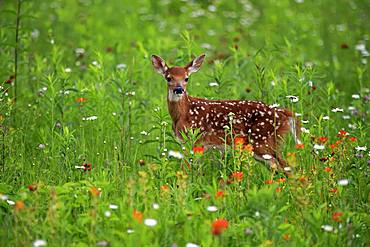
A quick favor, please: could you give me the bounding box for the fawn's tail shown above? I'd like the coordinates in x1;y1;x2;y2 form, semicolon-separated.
283;109;301;144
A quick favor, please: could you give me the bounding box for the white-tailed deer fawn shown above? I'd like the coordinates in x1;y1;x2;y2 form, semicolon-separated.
151;54;301;172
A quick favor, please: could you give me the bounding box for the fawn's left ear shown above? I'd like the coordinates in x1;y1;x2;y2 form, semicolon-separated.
186;54;205;74
151;55;168;75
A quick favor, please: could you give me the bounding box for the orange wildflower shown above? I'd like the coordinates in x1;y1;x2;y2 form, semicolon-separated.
335;140;341;145
212;219;229;235
28;184;37;192
276;187;282;193
234;137;245;146
15;201;25;210
160;185;169;191
319;137;328;143
277;178;286;183
231;171;244;182
133;209;143;223
329;144;336;149
283;234;290;241
332;212;343;222
215;191;224;198
296;143;305;149
90;187;101;197
349;137;357;142
324;167;332;173
243;144;254;153
298;176;306;183
329;188;338;193
265;180;274;185
193;146;205;155
76;97;87;103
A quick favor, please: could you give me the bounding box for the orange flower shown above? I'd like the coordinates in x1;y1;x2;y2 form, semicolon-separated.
329;188;338;193
332;212;343;222
277;178;286;183
90;187;101;197
276;187;282;193
335;140;341;145
76;97;87;103
349;137;357;142
243;144;254;153
283;234;290;241
212;219;229;235
133;209;143;223
160;185;169;191
231;171;244;182
265;180;274;185
216;191;224;198
324;167;332;173
329;144;336;149
319;137;328;143
296;143;305;149
234;137;245;146
15;201;25;210
193;146;205;155
298;176;306;183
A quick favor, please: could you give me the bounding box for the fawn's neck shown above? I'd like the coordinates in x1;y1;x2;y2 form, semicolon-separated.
167;92;191;122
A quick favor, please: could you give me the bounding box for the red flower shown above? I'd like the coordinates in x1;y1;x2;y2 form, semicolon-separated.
212;219;229;235
329;188;338;193
349;137;357;142
76;97;87;103
28;184;37;192
324;167;332;173
329;144;336;149
231;171;244;182
160;185;169;191
277;178;286;183
215;191;224;198
319;137;328;143
298;176;306;183
337;130;347;138
83;163;92;171
332;212;343;222
193;146;205;155
90;187;101;197
296;143;305;149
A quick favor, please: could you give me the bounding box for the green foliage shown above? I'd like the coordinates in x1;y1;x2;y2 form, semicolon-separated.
0;0;369;246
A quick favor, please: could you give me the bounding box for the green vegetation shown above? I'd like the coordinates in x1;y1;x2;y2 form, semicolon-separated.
0;0;369;246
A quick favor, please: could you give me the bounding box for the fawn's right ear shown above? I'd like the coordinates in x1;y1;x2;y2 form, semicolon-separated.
151;55;168;75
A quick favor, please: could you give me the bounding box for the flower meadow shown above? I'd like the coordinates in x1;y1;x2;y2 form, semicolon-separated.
0;0;369;246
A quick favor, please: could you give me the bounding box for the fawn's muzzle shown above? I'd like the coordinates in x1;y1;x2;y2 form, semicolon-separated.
173;87;184;95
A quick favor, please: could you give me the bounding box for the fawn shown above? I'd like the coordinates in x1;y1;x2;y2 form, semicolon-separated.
151;54;301;172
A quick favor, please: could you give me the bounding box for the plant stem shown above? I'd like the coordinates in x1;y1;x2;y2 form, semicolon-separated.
14;0;22;105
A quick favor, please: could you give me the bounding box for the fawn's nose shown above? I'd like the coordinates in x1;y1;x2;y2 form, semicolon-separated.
173;87;184;95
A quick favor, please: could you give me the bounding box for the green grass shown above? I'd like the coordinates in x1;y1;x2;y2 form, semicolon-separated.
0;0;369;246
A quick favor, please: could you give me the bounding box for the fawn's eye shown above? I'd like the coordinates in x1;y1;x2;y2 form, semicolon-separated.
184;78;189;82
166;77;171;82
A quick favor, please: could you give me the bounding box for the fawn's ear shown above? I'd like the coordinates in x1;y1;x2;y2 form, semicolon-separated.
151;55;168;75
186;54;205;74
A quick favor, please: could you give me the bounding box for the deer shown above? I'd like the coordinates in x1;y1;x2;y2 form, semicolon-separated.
151;54;301;173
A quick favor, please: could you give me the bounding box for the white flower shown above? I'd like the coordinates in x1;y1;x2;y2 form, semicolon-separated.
104;211;111;217
295;113;302;117
308;80;313;87
355;146;367;151
331;108;344;113
82;116;98;121
140;131;148;135
348;106;356;111
31;29;40;39
301;120;309;124
127;229;134;234
38;144;46;149
116;63;127;70
152;203;159;210
342;115;350;120
207;206;218;212
352;94;360;99
109;204;118;210
284;167;292;172
201;43;212;50
168;150;184;159
64;67;72;73
186;243;200;247
301;127;310;134
33;239;47;247
323;116;330;120
338;179;350;186
75;48;85;56
97;241;108;246
208;5;217;12
321;225;334;232
208;82;219;87
262;154;272;160
144;218;157;227
255;211;260;217
313;144;325;150
74;166;84;169
0;194;8;201
355;43;366;52
7;200;15;205
286;95;299;103
42;87;48;92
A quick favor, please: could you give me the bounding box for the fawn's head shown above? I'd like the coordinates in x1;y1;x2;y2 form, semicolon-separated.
151;54;205;102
